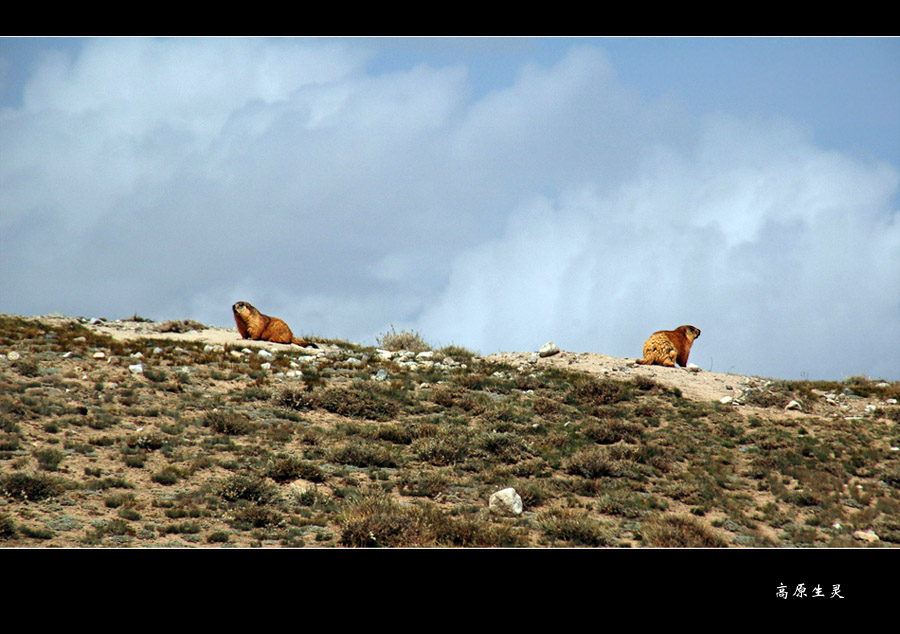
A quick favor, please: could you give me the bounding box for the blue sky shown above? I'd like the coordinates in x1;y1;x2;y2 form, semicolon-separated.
1;37;898;380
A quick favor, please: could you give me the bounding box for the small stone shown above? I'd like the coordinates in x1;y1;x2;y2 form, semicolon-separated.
261;362;271;370
93;351;106;359
416;351;434;360
374;369;388;382
7;351;21;361
128;363;144;374
539;342;560;358
853;529;879;543
258;349;274;359
489;488;523;516
720;396;733;404
785;400;803;411
686;363;700;372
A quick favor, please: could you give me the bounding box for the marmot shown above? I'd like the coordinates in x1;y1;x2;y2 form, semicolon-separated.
232;301;317;348
635;325;700;367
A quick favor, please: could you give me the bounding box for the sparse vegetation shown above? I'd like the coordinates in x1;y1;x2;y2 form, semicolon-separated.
1;313;898;548
376;324;430;352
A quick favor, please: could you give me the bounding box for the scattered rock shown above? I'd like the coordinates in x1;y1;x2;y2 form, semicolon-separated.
374;369;389;382
489;487;523;516
7;351;21;361
686;363;701;372
539;342;560;358
785;400;803;411
853;529;879;543
128;363;144;375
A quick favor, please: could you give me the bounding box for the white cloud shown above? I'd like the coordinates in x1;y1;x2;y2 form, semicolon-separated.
419;114;900;380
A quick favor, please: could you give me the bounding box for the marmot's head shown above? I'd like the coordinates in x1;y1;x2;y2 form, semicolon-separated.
232;301;255;317
677;325;701;342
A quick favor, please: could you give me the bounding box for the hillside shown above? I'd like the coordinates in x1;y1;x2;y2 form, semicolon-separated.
1;313;898;548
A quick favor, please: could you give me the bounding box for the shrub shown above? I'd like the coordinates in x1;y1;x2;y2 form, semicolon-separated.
217;475;277;504
376;325;430;353
265;456;326;483
0;513;17;539
0;472;64;501
538;509;613;546
641;514;728;547
564;448;621;479
33;448;65;471
204;410;255;435
568;377;633;407
279;385;400;421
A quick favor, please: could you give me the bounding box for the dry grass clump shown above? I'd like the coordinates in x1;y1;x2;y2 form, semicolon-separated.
0;471;67;501
537;508;615;546
641;514;728;547
376;324;430;352
278;384;402;421
338;493;526;547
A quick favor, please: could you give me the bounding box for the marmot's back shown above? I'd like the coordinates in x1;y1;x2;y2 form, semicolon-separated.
636;325;700;367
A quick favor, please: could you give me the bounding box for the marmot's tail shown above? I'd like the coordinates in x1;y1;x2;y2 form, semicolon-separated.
292;337;319;349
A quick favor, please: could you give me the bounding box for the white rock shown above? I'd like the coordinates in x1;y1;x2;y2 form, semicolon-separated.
374;369;388;382
261;362;271;370
853;529;879;543
539;342;560;358
7;351;21;361
230;350;243;359
686;363;701;372
93;351;105;359
489;488;523;516
786;400;803;411
258;349;274;359
128;363;144;374
720;396;733;404
416;350;434;360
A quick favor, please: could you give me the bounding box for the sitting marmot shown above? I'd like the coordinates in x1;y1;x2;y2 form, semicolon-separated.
636;325;700;367
232;301;317;348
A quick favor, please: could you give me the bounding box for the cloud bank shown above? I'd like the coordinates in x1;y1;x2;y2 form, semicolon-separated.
1;38;898;380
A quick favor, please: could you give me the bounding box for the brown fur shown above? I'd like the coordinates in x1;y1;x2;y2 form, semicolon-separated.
232;301;317;348
635;325;700;367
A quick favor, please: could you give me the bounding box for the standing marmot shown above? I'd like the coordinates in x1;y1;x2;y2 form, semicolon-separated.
232;301;318;348
636;325;700;367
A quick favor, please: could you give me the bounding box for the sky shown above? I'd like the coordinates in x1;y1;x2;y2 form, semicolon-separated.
1;36;898;381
